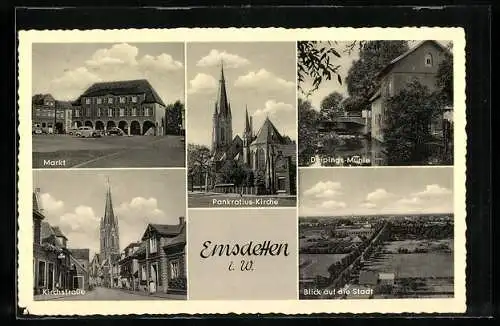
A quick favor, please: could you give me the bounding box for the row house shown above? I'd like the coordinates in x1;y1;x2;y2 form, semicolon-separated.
32;94;73;134
71;79;167;136
33;189;89;294
132;217;187;296
118;242;141;290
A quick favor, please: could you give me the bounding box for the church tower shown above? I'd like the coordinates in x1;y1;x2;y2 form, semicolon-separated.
243;105;252;166
99;178;120;262
211;62;233;153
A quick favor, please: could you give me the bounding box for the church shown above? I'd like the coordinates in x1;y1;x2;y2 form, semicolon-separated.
208;64;296;195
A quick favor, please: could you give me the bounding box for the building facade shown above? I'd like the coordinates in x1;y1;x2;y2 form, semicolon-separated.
133;217;187;296
32;94;73;134
118;242;141;290
207;64;296;195
368;40;451;143
71;79;167;135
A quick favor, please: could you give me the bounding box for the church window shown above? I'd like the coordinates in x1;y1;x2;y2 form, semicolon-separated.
425;53;433;67
257;148;266;170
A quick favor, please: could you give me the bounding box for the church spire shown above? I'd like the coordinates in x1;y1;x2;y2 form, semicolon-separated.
216;61;231;118
245;105;251;134
103;177;115;226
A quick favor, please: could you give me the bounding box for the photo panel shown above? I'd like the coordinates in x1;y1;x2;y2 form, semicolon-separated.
298;40;454;167
186;42;298;208
31;42;186;168
32;169;187;300
298;167;454;300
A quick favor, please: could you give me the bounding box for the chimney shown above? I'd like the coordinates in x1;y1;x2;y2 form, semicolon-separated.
179;216;185;225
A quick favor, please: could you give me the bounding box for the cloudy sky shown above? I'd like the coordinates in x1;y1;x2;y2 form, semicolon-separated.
33;170;186;257
299;167;453;216
299;40;448;110
186;42;296;147
32;43;185;105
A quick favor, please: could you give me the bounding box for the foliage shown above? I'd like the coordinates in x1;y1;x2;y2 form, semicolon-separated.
187;144;211;176
254;170;266;188
383;80;442;165
244;169;255;187
165;100;184;135
298;98;320;162
436;43;454;105
320;92;344;120
216;160;247;186
297;41;343;96
342;95;368;113
346;41;410;99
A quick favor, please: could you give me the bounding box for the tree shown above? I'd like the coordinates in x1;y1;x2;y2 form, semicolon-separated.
165;100;184;135
297;41;343;96
346;41;410;100
436;43;453;105
320;92;344;120
342;95;367;113
187;144;211;191
216;160;246;187
383;80;441;165
298;98;320;164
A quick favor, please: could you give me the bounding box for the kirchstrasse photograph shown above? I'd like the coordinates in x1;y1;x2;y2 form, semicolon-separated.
186;43;297;208
32;170;187;301
31;42;186;168
298;168;454;300
298;40;454;167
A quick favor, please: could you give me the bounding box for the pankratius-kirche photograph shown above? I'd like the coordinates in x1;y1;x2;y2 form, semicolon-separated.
186;42;297;208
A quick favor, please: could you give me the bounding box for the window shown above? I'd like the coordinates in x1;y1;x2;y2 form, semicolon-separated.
85;98;91;104
97;98;102;104
277;177;286;191
132;108;137;116
149;238;157;254
86;107;91;116
120;97;126;103
119;108;125;117
38;261;46;287
425;53;433;67
141;265;146;280
144;108;150;116
108;108;113;117
97;108;101;117
170;260;180;279
132;96;137;103
75;109;80;118
108;97;113;104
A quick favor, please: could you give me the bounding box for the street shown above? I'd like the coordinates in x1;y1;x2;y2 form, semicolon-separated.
35;286;186;301
188;191;297;208
33;134;185;168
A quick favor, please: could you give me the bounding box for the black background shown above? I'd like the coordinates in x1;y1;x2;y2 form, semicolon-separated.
3;3;493;321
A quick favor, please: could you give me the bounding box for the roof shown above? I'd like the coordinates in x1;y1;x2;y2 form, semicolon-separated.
56;100;73;109
124;242;141;250
51;226;67;239
69;248;90;261
32;94;55;105
376;40;448;78
163;231;186;248
74;79;166;106
141;221;185;240
212;135;243;161
251;117;287;145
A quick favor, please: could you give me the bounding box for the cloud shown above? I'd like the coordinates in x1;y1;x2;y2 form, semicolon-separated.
304;181;342;198
116;197;166;220
366;188;393;202
49;67;102;100
138;53;183;72
86;43;139;67
40;193;64;213
188;73;218;94
59;205;99;232
197;49;250;68
234;69;294;91
320;200;347;209
396;197;423;206
413;184;452;198
254;100;293;117
360;202;377;209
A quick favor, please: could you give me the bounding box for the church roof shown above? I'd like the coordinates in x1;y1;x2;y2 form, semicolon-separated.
251;117;287;145
73;79;166;106
103;180;117;227
215;63;231;118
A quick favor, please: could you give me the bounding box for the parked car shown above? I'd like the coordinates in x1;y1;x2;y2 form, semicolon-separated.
106;127;124;136
33;127;43;135
75;126;101;138
67;127;79;135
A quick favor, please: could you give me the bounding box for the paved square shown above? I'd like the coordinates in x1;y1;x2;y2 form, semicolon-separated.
33;135;185;168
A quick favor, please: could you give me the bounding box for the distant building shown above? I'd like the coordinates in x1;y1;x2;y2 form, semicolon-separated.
118;242;141;290
32;94;73;134
378;272;395;286
133;217;187;296
71;79;167;135
89;253;102;287
368;40;452;143
359;270;379;286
